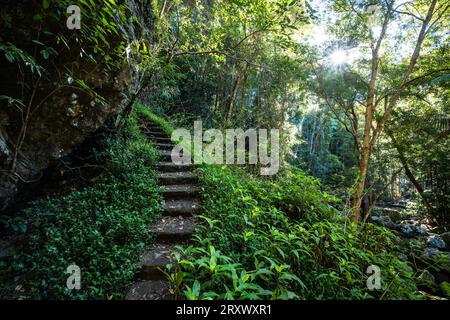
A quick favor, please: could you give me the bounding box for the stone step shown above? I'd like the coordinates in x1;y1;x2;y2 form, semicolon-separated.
138;244;179;280
149;135;170;142
159;150;193;163
162;199;201;216
145;124;163;130
149;216;197;243
126;280;173;300
161;185;200;199
150;136;172;144
156;162;194;172
147;129;167;135
154;142;174;150
158;172;198;185
144;127;166;135
159;150;172;161
148;124;163;129
145;127;168;137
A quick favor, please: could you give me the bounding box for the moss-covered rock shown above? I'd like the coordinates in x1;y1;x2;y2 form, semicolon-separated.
0;0;132;211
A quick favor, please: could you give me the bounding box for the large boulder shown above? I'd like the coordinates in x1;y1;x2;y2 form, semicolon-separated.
396;224;415;238
416;225;429;236
394;222;430;238
370;215;396;229
420;249;450;274
372;207;402;222
0;1;132;211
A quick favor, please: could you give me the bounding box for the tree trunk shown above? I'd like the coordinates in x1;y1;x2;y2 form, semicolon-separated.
388;130;432;210
391;170;400;199
350;0;437;222
225;73;241;121
351;146;371;222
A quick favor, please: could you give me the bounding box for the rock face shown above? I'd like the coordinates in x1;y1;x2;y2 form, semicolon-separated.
0;1;132;211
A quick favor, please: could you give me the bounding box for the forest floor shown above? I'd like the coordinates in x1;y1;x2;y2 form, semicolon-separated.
0;111;449;300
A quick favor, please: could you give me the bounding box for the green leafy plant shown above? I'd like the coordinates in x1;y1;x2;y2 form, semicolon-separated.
5;114;162;299
167;165;419;300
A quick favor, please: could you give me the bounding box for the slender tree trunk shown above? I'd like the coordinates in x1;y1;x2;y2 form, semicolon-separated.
225;60;249;122
362;168;403;223
350;0;437;222
350;5;388;222
225;73;241;121
388;130;432;210
10;81;39;174
351;56;378;222
391;170;400;199
352;145;371;222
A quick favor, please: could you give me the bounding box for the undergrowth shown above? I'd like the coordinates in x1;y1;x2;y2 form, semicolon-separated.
135;101;174;136
2;114;161;299
167;165;420;300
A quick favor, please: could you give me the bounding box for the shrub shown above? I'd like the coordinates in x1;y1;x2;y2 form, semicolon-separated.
168;165;419;300
5;115;162;299
135;101;174;135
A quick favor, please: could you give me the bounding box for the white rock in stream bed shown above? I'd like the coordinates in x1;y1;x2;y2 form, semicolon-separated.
416;225;429;236
397;224;415;237
427;235;447;250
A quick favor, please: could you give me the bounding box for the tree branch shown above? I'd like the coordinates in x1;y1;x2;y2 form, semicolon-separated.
371;0;438;147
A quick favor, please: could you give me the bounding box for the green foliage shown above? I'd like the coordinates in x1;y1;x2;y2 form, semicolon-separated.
136;102;174;136
440;282;450;298
0;42;44;76
56;0;129;71
5;115;162;299
387;96;449;225
168;165;419;300
293;0;449;224
1;0;447;301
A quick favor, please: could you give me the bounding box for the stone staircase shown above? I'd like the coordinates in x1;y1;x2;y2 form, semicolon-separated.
126;123;199;300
